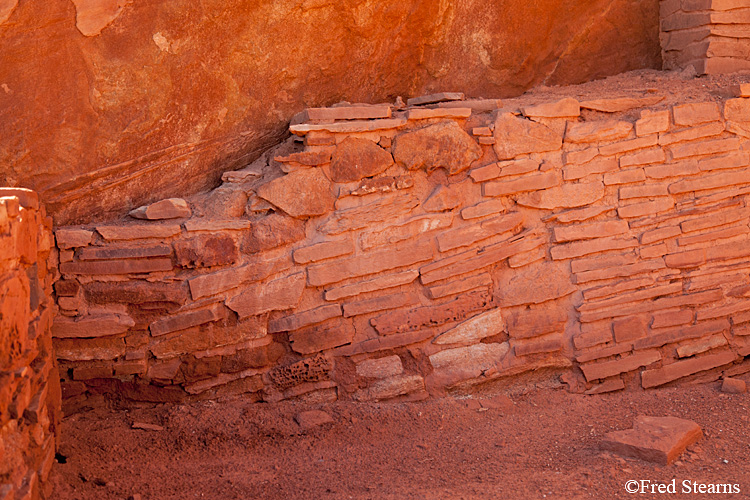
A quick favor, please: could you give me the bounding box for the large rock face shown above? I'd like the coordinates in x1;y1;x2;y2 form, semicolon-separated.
0;0;660;224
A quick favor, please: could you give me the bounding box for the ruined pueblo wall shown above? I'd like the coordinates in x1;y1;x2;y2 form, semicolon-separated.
0;0;661;225
0;189;60;500
661;0;750;74
50;92;750;405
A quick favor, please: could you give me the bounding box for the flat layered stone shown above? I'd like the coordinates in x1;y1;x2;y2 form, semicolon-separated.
433;308;504;345
355;355;404;378
407;92;465;106
77;244;172;261
150;303;227;337
59;258;173;275
602;416;703;465
129;198;191;220
495;261;576;307
516;181;605;210
52;313;135;338
96;225;181;241
56;228;94;249
579;96;664;113
225;272;306;319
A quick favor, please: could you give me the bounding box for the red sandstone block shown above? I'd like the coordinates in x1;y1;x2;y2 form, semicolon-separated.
574;259;665;284
475;159;540;181
634;318;729;350
613;316;648;342
437;212;523;252
680;207;749;233
553;220;629;243
52;313;134;338
150;303;227;337
641;225;681;245
599;135;657;157
426;273;492;299
370;289;492;335
578;283;683;316
334;329;433;356
640;243;668;259
96;224;181;240
472;126;493;136
617;198;674;219
580;96;665;113
293;239;353;265
697;300;750;321
679;225;747;247
724;97;750;121
641;350;737;388
676;334;727;358
482;171;559;197
573;324;613;350
544;205;613;224
461;199;505;220
343;292;418;317
324;270;418;301
563;157;618;181
619;148;666;168
289;117;407;135
602;415;703;465
697;151;750;172
665;248;706;268
225;272;306;319
581;350;661;382
658;121;724;147
619;183;669;200
565;120;632;144
551;236;638;260
661;10;711;31
297;104;392;122
274;150;332;166
269;304;343;331
73;364;114;380
706;239;750;262
407;92;464;106
508;305;567;339
60;258;173;275
514;333;563;356
652;309;694;329
669;169;750;194
290;319;355;355
522;98;580;118
644;160;700;179
672;102;721;127
54;279;80;297
421;232;545;284
76;244;172;261
55;228;94;249
636;110;670;137
571;252;637;274
583;277;655;301
670;138;740;160
516;181;605;210
564;146;599;165
407;107;472;120
579;289;723;323
307;240;433;287
604;168;646;186
362;214;454;251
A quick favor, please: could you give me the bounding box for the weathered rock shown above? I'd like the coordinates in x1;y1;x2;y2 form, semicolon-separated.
256;169;334;218
392;122;481;175
51;313;135;338
429;342;510;386
495;262;576;307
242;214;305;253
129;198;191;220
295;410;333;430
522;98;580;118
493;113;562;160
721;377;747;394
356;355;404;379
516;182;605;209
174;234;237;268
433;308;505;345
289;319;355;355
353;374;425;401
329;137;394;183
225;272;306;319
55;228;93;249
601;415;703;465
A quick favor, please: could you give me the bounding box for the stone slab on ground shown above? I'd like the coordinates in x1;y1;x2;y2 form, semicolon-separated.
601;415;703;465
295;410;333;431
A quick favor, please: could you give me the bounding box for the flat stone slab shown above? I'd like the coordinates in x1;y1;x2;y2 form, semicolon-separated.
601;415;703;465
295;410;333;431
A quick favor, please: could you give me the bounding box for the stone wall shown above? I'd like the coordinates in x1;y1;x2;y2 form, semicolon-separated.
0;0;661;226
661;0;750;74
0;189;60;500
50;91;750;404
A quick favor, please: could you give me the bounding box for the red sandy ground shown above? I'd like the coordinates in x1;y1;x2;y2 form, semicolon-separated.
49;68;750;499
50;371;750;500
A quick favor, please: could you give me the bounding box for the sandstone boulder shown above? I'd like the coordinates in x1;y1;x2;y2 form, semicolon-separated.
256;168;335;218
329;137;394;183
602;416;703;465
493;112;563;160
393;122;481;175
129;198;191;220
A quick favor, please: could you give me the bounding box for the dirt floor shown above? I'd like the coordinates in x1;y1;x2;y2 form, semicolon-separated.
50;372;750;500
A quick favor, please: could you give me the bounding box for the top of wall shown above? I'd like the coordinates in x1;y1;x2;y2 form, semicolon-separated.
0;0;660;225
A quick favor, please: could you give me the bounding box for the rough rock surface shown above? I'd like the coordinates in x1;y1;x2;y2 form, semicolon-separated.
601;415;703;465
0;0;660;224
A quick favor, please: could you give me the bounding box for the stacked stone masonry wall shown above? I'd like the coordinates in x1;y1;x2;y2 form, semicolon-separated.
661;0;750;74
0;189;60;500
51;91;750;405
